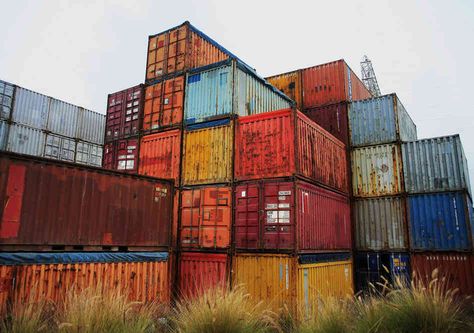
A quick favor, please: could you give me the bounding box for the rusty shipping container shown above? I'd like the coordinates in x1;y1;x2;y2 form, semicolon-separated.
266;70;303;109
353;196;408;251
235;109;348;194
0;252;170;315
139;129;181;184
143;75;184;131
146;21;244;82
232;253;353;314
182;119;233;186
180;186;232;250
105;85;143;142
304;102;350;146
235;179;351;252
185;59;292;125
103;137;139;173
177;252;229;299
411;252;474;296
349;93;417;147
0;152;173;249
402;135;472;197
351;144;404;197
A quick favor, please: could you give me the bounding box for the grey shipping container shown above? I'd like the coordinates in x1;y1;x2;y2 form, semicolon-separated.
44;133;76;162
349;93;417;147
77;108;105;144
76;141;103;167
47;98;80;138
7;123;46;156
0;80;15;120
12;86;50;129
402;135;471;197
353;196;408;251
0;120;9;150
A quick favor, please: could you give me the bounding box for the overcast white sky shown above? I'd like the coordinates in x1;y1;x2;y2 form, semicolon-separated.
1;0;474;190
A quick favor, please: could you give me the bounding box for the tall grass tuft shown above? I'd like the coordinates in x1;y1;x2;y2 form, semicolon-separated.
297;297;353;333
172;285;277;333
58;285;165;333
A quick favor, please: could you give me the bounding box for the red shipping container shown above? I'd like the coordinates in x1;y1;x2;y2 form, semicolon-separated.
177;252;229;299
411;253;474;297
0;152;173;249
180;186;232;250
303;102;349;146
143;76;184;131
235;109;349;194
235;179;351;252
138;129;181;184
105;85;143;142
103;137;139;174
302;60;371;109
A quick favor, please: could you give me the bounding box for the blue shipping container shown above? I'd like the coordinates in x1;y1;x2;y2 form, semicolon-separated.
185;59;293;124
355;252;411;292
349;93;417;147
408;191;473;251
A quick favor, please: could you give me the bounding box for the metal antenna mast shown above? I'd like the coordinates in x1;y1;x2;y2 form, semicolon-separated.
360;55;381;97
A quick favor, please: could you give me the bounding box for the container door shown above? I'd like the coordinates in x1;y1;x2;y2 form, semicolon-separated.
200;187;231;248
162;76;184;127
167;26;187;75
143;82;163;131
181;189;201;248
116;139;138;173
123;88;142;137
106;92;124;141
235;184;260;249
262;182;294;250
389;253;410;286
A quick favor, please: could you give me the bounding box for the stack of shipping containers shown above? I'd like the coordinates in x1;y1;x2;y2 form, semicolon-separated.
0;79;105;166
402;135;474;295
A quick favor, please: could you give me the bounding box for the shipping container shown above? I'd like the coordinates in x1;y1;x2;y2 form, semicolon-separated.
235;109;348;193
302;60;372;109
6;123;46;157
266;70;303;109
77;107;105;144
180;186;232;250
402;135;471;197
185;59;292;124
146;21;244;82
353;196;408;251
349;94;416;147
47;98;80;138
0;80;15;120
351;144;404;197
75;141;103;167
182;119;233;185
139;129;181;183
411;252;474;296
43;133;76;162
232;253;353;314
11;86;50;129
106;85;143;142
143;76;184;131
103;137;139;173
177;252;229;299
0;252;170;315
0;120;9;150
235;179;351;252
0;152;173;249
407;191;473;251
355;252;410;293
304;102;350;146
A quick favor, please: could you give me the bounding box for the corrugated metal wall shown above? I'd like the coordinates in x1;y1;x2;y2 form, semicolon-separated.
266;70;302;108
7;123;46;156
12;87;50;129
402;135;471;196
353;196;408;250
78;108;106;144
0;80;14;120
47;99;80;138
351;144;404;197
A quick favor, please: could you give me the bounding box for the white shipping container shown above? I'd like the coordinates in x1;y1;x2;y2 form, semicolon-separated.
76;141;103;167
7;123;46;157
44;133;76;162
77;108;106;144
47;99;80;138
12;87;50;129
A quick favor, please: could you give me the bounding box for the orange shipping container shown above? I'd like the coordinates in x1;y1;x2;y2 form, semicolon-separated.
266;70;303;109
139;128;181;184
0;252;171;315
146;21;237;82
143;76;184;131
180;186;232;250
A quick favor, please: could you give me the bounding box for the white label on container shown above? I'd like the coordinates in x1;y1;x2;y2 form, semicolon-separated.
278;211;290;223
279;203;290;208
266;204;278;209
164;98;169;105
127;102;132;108
278;196;286;201
241;191;246;197
127;145;136;150
133;101;139;106
125;116;131;122
279;191;291;196
126;160;135;169
267;211;278;223
118;161;126;170
132;114;138;120
118;154;127;159
267;210;290;223
127;154;135;159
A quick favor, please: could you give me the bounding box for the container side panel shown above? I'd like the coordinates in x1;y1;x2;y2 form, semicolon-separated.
7;124;46;157
0;121;10;150
75;141;103;167
47;99;80;138
266;70;303;108
0;80;15;120
303;103;349;146
396;96;417;142
11;87;50;129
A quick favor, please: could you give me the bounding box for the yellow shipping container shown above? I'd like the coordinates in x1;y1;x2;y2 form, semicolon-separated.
232;253;353;315
266;70;303;109
182;120;233;185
